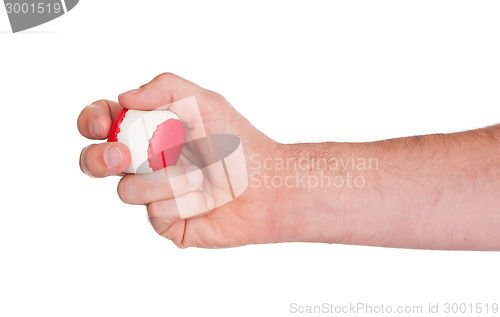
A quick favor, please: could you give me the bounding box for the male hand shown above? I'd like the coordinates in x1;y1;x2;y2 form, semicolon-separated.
78;73;315;248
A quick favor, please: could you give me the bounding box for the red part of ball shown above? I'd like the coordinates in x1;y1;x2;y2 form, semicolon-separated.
107;109;128;142
147;118;186;171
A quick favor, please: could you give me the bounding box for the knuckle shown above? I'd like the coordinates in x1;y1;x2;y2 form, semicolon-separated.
206;90;223;101
147;201;163;220
149;218;165;236
192;191;207;207
173;239;190;249
206;90;228;105
91;99;112;107
157;72;179;84
117;177;133;204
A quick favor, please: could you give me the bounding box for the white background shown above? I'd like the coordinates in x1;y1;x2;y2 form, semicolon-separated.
1;1;499;316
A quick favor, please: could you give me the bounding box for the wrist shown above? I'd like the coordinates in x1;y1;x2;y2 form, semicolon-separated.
270;142;361;244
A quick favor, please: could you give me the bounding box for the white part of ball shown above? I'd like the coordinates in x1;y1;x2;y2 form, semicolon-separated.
116;110;181;174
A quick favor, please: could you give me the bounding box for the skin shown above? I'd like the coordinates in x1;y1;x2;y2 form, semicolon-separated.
78;73;500;250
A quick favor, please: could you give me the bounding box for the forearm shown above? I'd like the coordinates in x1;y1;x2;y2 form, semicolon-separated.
278;125;500;250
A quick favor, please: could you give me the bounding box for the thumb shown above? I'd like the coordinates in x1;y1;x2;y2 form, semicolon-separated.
118;72;202;111
118;72;208;141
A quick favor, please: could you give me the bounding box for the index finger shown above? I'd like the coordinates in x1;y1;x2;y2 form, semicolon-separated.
77;99;124;140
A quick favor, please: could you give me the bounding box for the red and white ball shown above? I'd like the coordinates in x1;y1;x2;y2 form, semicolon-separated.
108;109;186;174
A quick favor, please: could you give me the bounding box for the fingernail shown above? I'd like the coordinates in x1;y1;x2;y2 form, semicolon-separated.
104;146;123;169
185;165;202;187
89;119;103;138
203;192;214;210
124;88;140;94
80;146;91;176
